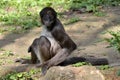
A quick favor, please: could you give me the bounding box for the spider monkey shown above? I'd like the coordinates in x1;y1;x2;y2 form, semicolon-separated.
17;7;77;75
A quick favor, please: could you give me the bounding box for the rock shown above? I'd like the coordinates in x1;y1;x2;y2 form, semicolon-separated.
40;65;105;80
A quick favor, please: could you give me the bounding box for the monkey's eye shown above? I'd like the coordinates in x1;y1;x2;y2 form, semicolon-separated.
50;15;54;20
43;15;54;21
43;16;48;21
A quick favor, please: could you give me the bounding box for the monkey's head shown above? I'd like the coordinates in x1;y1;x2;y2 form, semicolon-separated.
40;7;57;28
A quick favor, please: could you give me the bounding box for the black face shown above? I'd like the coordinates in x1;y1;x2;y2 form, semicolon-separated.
40;7;57;28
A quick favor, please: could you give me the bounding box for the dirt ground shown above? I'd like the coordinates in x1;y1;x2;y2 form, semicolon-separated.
0;6;120;79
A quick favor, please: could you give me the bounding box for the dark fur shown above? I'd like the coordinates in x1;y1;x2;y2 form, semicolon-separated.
23;7;77;75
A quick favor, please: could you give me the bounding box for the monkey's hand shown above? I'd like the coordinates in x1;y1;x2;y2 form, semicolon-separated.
36;62;49;75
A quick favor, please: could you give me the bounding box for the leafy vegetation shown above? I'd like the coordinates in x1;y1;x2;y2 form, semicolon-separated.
0;0;70;32
0;49;14;57
0;69;40;80
94;11;106;17
117;69;120;76
2;50;14;57
73;62;91;67
99;65;110;70
0;0;42;33
105;31;120;53
69;0;120;12
0;0;120;32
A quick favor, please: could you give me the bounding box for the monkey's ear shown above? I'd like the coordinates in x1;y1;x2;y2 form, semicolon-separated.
28;46;31;53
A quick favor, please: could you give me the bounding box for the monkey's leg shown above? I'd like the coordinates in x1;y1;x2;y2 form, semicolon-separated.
42;48;70;69
37;36;51;75
16;52;38;64
31;51;38;64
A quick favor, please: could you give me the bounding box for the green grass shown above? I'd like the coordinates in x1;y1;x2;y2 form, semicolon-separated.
2;50;14;57
0;0;120;33
105;31;120;53
69;0;120;13
0;0;69;33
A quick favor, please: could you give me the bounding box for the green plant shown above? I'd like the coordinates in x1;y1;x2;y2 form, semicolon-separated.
99;65;110;70
0;69;40;80
0;28;7;34
2;50;14;56
117;69;120;76
69;0;101;11
0;0;42;32
68;0;120;16
0;0;120;33
94;11;106;17
0;0;69;33
1;72;31;80
105;31;120;53
73;62;90;67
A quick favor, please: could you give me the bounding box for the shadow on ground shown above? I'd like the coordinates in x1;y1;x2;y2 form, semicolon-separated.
0;32;28;48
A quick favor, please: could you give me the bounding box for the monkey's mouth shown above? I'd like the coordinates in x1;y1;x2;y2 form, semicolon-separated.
46;24;51;27
44;20;54;27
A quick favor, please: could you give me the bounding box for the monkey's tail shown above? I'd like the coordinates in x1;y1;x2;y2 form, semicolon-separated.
28;46;31;53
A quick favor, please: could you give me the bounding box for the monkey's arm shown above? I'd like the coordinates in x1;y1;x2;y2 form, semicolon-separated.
50;48;70;65
52;26;77;51
45;26;77;67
